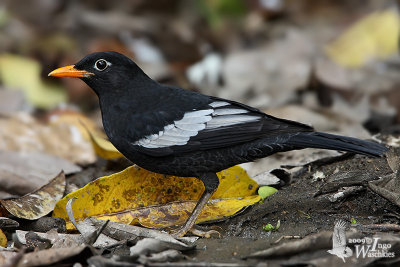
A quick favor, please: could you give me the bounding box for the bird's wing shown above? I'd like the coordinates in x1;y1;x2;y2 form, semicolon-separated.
133;98;313;157
332;220;347;249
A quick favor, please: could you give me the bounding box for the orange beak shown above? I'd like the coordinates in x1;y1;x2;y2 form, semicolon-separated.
48;65;94;78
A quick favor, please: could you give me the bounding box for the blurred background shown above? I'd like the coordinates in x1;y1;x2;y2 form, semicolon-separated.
1;0;400;197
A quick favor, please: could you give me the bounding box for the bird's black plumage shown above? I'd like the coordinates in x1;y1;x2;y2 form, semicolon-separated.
49;51;388;236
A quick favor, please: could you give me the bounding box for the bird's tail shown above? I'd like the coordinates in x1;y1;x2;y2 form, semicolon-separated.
285;132;387;157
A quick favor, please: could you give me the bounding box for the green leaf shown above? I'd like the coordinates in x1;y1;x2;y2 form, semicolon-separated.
262;220;280;232
258;186;278;200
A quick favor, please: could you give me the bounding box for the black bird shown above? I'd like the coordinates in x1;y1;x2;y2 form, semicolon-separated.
49;51;387;237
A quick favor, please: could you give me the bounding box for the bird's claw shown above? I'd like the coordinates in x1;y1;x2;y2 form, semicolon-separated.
170;228;188;238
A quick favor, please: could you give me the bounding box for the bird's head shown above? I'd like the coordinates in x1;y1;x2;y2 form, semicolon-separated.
48;51;148;95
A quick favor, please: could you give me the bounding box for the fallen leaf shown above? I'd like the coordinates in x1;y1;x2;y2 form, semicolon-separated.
263;220;280;232
130;238;192;259
48;110;101;141
1;171;65;220
0;151;80;195
15;228;118;249
13;229;81;249
325;9;400;68
52;114;123;160
108;195;261;228
88;217;197;245
0;229;7;247
17;245;92;267
53;165;260;229
212;165;258;198
87;131;123;160
258;186;278;200
0;54;67;109
0;113;96;165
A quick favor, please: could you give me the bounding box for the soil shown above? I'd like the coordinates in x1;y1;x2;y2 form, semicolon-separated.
182;154;397;265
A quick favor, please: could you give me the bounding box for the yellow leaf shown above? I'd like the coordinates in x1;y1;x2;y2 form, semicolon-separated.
1;172;66;220
0;229;6;247
212;165;258;198
0;54;67;109
53;165;259;230
50;111;123;160
87;131;123;160
325;9;400;68
98;196;260;228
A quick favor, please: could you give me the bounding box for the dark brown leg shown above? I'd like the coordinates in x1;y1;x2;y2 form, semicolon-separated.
171;173;219;238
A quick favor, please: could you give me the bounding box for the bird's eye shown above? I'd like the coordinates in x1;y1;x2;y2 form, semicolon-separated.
94;59;109;71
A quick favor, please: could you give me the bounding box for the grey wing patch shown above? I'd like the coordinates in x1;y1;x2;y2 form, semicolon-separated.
209;101;230;108
135;109;213;148
206;101;260;129
206;114;260;129
135;101;261;149
212;108;248;116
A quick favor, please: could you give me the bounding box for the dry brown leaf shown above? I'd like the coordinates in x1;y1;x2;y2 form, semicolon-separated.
0;172;66;220
15;229;119;249
17;245;92;267
47;110;103;141
0;113;96;165
0;151;80;195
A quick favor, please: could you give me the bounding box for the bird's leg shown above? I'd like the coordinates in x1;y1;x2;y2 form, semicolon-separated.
171;173;219;238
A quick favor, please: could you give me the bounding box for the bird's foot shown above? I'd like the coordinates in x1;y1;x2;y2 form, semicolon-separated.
170;227;188;238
